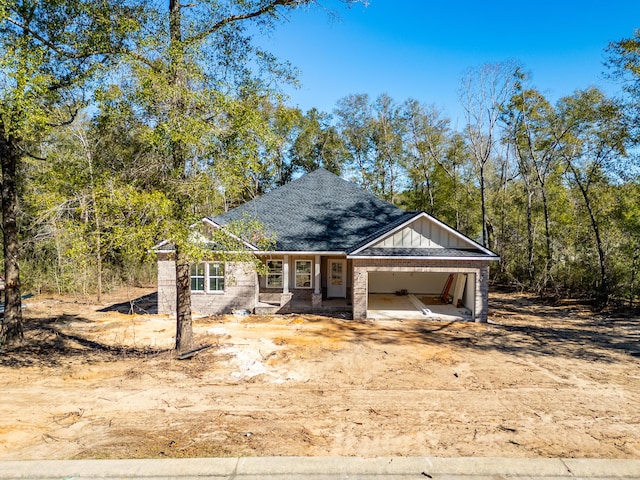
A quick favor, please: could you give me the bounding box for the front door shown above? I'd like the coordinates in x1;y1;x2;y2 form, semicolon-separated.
327;259;347;298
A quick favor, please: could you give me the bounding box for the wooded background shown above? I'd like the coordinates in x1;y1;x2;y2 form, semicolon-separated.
2;1;640;338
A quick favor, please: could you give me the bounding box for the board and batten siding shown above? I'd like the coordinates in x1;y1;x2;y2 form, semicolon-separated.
372;217;468;249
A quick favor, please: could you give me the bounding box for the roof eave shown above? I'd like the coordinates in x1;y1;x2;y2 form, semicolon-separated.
347;254;500;261
202;217;259;252
348;211;498;257
255;250;347;256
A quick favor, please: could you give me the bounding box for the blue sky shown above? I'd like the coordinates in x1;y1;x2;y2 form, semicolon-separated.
262;0;640;125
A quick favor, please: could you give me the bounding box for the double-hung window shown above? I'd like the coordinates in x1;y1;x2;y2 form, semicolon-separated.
191;263;206;291
266;260;283;288
295;260;312;288
190;262;225;293
208;262;225;292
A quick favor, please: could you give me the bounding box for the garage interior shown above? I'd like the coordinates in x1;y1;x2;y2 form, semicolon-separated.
366;271;475;321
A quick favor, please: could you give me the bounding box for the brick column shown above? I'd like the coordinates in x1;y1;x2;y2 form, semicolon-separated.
352;262;368;319
475;265;490;323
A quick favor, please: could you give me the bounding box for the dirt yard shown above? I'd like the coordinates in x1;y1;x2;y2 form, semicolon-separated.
1;287;639;460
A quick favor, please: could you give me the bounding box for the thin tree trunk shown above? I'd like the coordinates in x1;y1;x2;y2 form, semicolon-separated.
567;162;608;305
630;252;638;308
540;184;552;286
84;134;102;303
95;223;102;303
479;164;488;248
0;137;23;344
525;189;535;284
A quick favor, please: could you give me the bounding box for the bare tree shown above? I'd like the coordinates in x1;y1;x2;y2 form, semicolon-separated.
459;61;519;248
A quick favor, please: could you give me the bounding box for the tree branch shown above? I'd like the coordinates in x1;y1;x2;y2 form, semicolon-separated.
6;11;162;73
185;0;305;47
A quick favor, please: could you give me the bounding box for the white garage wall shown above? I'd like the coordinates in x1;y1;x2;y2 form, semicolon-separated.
368;272;450;294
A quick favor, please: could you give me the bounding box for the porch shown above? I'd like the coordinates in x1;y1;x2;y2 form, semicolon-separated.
254;296;351;316
255;254;351;315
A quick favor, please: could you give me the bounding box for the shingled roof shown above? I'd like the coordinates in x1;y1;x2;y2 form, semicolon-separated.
211;168;416;252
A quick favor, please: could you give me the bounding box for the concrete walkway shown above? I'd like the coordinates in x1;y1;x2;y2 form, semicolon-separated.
1;457;640;479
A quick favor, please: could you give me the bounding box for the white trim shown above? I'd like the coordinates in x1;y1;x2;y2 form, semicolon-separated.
254;250;345;255
152;217;260;253
266;259;284;289
190;261;226;293
207;262;225;292
202;217;259;251
347;255;500;261
348;212;497;257
151;239;171;251
294;259;313;289
283;255;290;293
314;255;321;295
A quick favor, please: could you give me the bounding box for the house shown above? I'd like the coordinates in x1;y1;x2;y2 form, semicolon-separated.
156;168;499;322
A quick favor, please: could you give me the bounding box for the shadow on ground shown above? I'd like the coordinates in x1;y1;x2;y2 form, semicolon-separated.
1;312;169;369
270;293;640;364
98;292;158;314
3;291;638;368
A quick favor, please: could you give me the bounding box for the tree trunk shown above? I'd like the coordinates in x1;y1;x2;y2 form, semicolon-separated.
0;137;23;344
630;252;638;308
169;0;194;353
526;189;535;284
174;249;193;352
479;164;488;248
540;184;552;287
95;226;102;304
567;162;609;305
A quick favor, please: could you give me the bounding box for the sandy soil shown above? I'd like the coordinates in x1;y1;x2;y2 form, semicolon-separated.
1;287;639;460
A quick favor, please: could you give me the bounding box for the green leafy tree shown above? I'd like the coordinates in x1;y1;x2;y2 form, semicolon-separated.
290;108;347;176
503;83;567;289
336;93;406;203
399;98;479;233
612;181;640;306
22;116;172;300
118;0;365;352
606;30;640;137
556;88;629;304
370;93;406;203
0;0;139;344
335;93;376;191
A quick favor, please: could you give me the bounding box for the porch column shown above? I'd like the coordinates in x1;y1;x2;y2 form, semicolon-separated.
281;254;293;310
283;255;290;294
312;254;322;308
314;255;321;295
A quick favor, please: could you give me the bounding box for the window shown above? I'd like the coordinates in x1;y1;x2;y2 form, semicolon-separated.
191;263;205;291
266;260;283;288
208;262;225;292
295;260;312;288
190;262;224;293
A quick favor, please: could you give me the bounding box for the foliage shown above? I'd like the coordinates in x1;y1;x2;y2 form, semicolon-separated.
5;5;640;342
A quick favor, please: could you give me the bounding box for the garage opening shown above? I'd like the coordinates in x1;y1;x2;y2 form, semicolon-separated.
367;271;475;320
